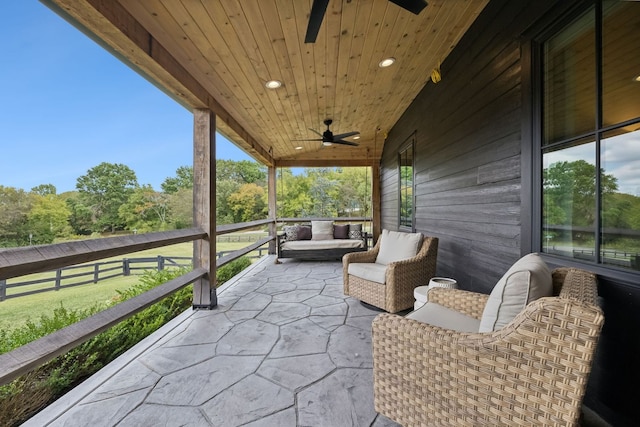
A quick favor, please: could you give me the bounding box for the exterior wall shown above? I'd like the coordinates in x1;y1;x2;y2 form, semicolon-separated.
381;1;638;424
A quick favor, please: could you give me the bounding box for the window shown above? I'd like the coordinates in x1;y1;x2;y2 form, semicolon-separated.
399;138;414;230
539;1;640;272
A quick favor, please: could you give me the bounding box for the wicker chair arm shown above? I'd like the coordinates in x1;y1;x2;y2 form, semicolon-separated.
427;288;489;320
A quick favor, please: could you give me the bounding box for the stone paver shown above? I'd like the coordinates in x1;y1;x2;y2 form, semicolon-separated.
25;256;401;427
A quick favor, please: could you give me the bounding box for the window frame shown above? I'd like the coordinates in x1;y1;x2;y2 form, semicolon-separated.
527;0;640;280
398;134;415;232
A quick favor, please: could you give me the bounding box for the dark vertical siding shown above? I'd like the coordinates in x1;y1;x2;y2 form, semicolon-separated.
380;1;638;424
382;0;539;292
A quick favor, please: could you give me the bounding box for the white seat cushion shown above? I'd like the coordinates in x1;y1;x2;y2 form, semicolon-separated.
407;302;480;333
348;262;387;284
375;229;422;265
478;253;552;332
282;239;364;251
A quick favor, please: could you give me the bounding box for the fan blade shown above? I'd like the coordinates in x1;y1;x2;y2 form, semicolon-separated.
292;138;323;142
305;0;330;43
308;128;324;137
333;139;359;146
388;0;427;15
333;131;360;140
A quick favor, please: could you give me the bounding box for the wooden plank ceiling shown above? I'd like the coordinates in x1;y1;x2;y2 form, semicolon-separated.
48;0;488;166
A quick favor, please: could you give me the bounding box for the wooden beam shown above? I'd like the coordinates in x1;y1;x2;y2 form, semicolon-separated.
276;159;377;168
45;0;274;166
372;163;382;242
268;166;277;254
192;109;216;309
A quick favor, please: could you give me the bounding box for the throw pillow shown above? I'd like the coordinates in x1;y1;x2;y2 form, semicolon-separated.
311;220;334;240
283;225;299;241
333;224;349;239
297;225;312;240
348;224;363;239
478;253;553;332
375;229;423;265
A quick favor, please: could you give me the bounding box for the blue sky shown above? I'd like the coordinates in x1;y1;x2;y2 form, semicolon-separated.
0;1;252;193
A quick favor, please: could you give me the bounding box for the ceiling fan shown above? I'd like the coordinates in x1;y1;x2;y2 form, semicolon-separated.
294;119;360;147
305;0;428;43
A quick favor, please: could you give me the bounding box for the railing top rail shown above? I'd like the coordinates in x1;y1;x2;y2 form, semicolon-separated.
215;218;274;235
0;228;206;281
277;217;371;223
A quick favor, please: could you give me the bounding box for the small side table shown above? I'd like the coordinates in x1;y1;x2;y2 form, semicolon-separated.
413;277;458;310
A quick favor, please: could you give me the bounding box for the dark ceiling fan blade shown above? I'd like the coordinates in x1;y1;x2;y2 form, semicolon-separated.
333;139;359;146
388;0;428;15
308;128;324;137
292;138;323;142
305;0;330;43
332;131;360;140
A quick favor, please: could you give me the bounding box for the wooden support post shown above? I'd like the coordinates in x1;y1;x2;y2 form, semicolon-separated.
0;280;6;301
192;109;217;309
371;163;382;243
268;166;277;255
93;264;99;284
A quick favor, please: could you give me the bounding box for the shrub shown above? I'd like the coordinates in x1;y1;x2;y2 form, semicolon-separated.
216;256;251;285
0;267;192;426
0;257;253;426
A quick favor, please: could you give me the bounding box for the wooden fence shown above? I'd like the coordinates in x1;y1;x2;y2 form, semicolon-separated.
0;248;270;302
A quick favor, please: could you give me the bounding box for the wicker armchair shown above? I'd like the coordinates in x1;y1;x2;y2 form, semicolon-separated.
343;234;438;313
372;267;604;427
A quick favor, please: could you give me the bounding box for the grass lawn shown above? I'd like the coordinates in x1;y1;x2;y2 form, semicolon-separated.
0;234;269;332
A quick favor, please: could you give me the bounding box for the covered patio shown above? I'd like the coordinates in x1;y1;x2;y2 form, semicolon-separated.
24;256;400;427
1;0;639;425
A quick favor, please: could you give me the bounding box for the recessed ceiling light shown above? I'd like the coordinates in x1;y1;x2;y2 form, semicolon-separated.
378;57;396;68
265;80;282;89
634;74;640;82
295;146;303;150
353;135;360;140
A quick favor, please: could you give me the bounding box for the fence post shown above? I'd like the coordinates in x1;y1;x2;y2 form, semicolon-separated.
55;269;62;290
0;280;6;301
123;259;131;276
94;263;100;284
157;255;165;271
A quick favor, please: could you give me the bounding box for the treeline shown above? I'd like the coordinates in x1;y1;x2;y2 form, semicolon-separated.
0;161;371;248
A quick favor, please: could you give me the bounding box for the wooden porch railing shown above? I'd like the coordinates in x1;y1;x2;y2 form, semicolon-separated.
0;221;275;386
0;216;369;386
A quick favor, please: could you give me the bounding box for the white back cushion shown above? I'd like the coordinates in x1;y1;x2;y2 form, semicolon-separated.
478;253;552;332
375;229;422;265
311;220;334;240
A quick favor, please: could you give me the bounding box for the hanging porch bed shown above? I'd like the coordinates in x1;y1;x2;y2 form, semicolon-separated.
276;220;368;261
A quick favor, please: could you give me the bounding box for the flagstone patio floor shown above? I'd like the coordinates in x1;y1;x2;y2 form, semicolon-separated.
24;255;401;427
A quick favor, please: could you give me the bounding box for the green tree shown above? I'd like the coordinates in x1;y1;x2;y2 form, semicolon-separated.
161;166;193;194
216;180;240;225
76;162;139;233
543;160;618;227
27;194;72;244
30;184;57;196
228;183;268;222
118;185;170;232
308;169;338;217
0;186;32;247
217;160;266;184
65;195;93;236
167;188;193;229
